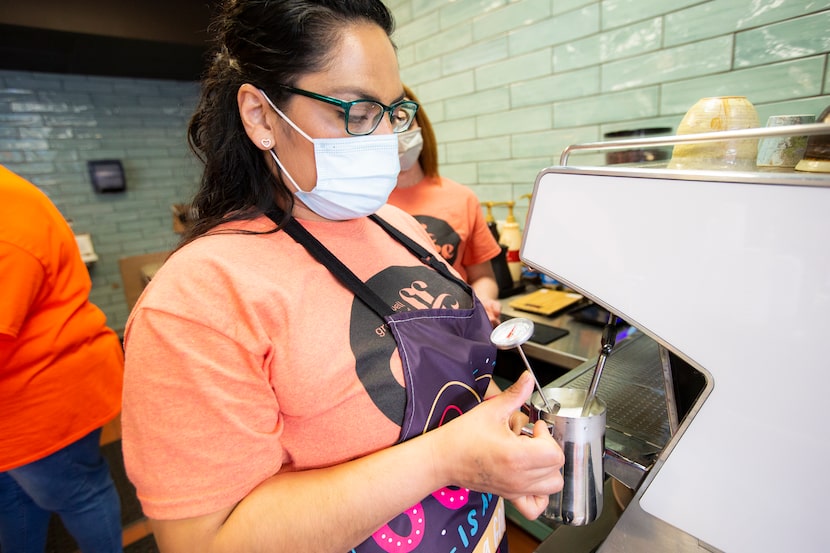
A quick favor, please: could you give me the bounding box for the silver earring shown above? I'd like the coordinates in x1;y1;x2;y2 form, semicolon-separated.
261;137;273;149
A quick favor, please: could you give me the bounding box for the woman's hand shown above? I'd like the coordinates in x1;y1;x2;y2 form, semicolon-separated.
506;419;559;518
431;371;565;520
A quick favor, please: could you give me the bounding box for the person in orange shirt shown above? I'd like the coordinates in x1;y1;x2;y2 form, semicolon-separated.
388;85;503;326
121;2;564;552
0;165;124;553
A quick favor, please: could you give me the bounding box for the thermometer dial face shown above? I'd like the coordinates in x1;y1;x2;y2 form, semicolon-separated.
490;317;535;349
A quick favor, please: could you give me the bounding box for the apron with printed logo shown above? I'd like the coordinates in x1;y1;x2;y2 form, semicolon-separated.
274;211;508;553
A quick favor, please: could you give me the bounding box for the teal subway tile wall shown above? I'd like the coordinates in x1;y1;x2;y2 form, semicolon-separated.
1;0;829;330
0;70;200;331
392;0;830;222
734;11;830;67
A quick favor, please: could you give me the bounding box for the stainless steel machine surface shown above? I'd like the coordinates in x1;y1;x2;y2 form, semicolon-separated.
521;152;829;552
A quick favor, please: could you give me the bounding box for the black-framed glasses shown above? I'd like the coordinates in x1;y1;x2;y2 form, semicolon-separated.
277;84;419;136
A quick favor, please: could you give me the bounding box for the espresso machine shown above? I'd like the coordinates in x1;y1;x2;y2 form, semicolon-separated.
520;124;830;552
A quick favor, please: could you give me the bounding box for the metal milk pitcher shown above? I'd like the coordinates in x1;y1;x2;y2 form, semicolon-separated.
524;387;606;526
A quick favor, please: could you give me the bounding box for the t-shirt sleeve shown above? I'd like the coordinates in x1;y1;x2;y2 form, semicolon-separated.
0;242;44;339
122;275;286;520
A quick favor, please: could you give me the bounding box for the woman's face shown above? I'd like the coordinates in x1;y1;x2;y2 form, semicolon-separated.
271;22;404;205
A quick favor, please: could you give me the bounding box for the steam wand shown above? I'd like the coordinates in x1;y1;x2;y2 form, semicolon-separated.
581;311;618;416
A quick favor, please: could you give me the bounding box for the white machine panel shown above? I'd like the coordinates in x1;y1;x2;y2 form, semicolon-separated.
521;167;830;553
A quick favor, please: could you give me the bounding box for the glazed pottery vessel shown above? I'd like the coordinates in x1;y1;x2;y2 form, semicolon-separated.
756;114;816;168
668;96;760;171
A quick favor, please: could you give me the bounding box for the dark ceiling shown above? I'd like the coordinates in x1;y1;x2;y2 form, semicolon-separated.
0;1;218;81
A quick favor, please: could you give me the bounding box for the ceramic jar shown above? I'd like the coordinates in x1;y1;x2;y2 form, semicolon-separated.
756;114;816;168
668;96;760;171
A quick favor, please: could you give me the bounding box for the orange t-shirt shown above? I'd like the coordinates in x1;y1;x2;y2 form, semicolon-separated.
387;175;501;282
122;206;474;520
0;165;123;471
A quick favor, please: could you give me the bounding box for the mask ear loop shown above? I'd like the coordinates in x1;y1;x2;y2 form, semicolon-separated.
267;149;304;194
259;89;314;142
258;88;311;194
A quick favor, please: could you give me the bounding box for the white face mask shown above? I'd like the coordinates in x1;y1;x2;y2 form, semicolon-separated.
260;90;400;221
397;127;423;171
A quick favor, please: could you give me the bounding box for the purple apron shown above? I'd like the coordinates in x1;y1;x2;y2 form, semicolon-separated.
277;212;507;553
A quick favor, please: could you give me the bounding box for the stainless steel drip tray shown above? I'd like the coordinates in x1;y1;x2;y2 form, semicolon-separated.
604;430;662;490
546;331;670;489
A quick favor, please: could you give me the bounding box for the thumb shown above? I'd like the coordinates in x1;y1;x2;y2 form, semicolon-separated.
498;371;535;413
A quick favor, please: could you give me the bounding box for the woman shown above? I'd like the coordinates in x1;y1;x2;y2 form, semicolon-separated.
389;85;503;326
122;2;564;552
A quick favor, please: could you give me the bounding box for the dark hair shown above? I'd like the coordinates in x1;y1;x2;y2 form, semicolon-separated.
182;0;395;246
402;84;439;179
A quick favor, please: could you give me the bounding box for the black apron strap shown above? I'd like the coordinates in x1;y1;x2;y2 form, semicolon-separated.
264;209;395;318
265;208;473;317
369;214;473;295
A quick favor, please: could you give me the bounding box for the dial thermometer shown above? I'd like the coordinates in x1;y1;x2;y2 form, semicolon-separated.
490;317;555;413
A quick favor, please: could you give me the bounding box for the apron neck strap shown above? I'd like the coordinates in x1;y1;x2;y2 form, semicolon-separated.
265;208;395;317
368;214;472;295
264;208;472;317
